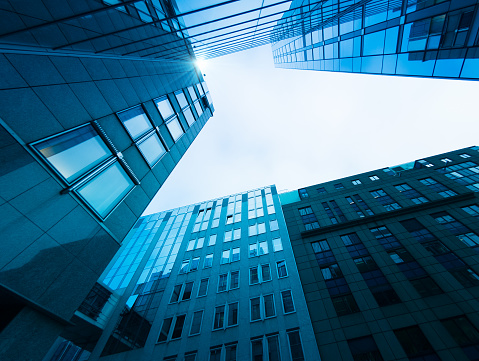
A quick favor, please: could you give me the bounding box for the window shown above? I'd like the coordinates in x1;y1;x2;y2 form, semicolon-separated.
187;237;205;251
348;336;383;361
225;344;237;361
460;154;471;158
249;240;269;257
370;226;401;250
352;179;362;185
189;310;204;336
261;236;276;254
218;271;240;292
419;177;457;197
334;183;344;189
441;158;452;163
175;90;196;127
197;278;209;297
441;316;479;353
214;303;238;329
269;219;279;231
299;188;309;199
208;234;217;246
353;194;374;215
204;254;213;268
170;282;194;303
250;294;276;321
394;183;429;204
117;106;166;166
218;274;228;292
311;240;336;265
184;353;197;361
331;294;360;316
321;264;343;280
432;211;479;252
281;290;295;313
155;96;184;141
287;329;305;361
32;125;135;218
221;248;240;264
370;189;401;211
158;314;186;341
369;175;380;181
317;187;327;193
394;326;439;360
418;160;434;167
462;205;479;218
249;222;266;236
298;207;320;230
179;259;190;274
276;260;288;278
210;347;221;361
250;264;272;284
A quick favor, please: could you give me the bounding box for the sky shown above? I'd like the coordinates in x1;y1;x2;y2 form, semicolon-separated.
143;43;479;215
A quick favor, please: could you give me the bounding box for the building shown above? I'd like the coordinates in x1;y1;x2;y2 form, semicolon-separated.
0;1;213;360
54;186;320;361
280;146;479;360
272;0;479;80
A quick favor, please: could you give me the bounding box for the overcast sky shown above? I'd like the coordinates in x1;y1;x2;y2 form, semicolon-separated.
143;44;479;215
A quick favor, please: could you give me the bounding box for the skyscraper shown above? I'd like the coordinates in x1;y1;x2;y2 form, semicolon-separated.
0;1;213;360
280;146;479;360
56;186;320;361
272;0;479;80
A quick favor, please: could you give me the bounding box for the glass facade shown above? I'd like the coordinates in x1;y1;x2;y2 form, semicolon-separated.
272;0;479;80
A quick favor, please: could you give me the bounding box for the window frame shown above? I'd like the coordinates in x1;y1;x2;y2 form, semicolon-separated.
280;290;296;314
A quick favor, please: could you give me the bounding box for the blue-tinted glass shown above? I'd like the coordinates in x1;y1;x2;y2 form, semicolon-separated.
361;56;383;74
187;86;198;101
183;107;196;126
77;162;134;217
194;101;203;117
325;44;334;59
118;106;153;140
383;54;397;74
340;58;353;72
156;97;175;120
340;20;354;35
365;3;387;26
138;133;166;165
401;24;412;52
384;27;399;54
397;53;434;76
433;58;463;78
353;37;361;57
363;30;385;56
353;57;362;72
340;39;353;58
34;125;111;183
175;91;188;109
461;58;479;79
166;116;184;141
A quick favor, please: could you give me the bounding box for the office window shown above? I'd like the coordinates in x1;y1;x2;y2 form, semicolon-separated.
419;177;457;197
224;230;232;242
189;310;203;336
331;294;360;316
249;222;266;236
210;347;221;361
394;326;439;360
317;187;327;193
179;259;190;274
158;317;173;342
221;248;240;264
190;257;200;271
394;183;429;204
251;338;263;360
213;306;225;330
249;240;269;257
321;263;343;280
287;330;305;361
225;344;237;361
250;267;259;285
184;353;196;361
227;302;239;327
270;219;279;231
187;237;205;251
334;183;344;189
281;290;295;313
218;271;239;292
218;274;228;292
174;90;188;108
155;97;184;142
460;154;471;158
250;264;271;284
272;237;283;252
369;175;380;181
346;196;365;218
233;228;241;240
208;234;217;246
462;205;479;218
197;278;209;297
370;189;401;211
348;336;383;361
250;294;276;321
299;188;309;199
353;194;374;215
204;254;213;268
32;125;135;218
230;271;240;289
299;207;320;230
352;179;361;185
370;226;401;250
276;260;288;278
441;316;479;352
441;158;452;163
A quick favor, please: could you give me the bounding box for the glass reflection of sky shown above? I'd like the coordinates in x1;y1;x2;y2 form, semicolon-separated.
77;162;134;217
118;106;153;140
166;117;184;141
138;134;166;165
183;107;196;126
36;126;111;183
156;98;175;120
175;91;188;109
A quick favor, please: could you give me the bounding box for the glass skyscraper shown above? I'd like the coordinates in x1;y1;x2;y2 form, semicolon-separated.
272;0;479;79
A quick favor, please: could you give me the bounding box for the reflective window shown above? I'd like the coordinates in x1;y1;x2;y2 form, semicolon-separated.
117;106;153;140
166;116;184;141
183;107;196;126
175;90;188;109
33;125;111;183
155;96;175;120
137;133;166;165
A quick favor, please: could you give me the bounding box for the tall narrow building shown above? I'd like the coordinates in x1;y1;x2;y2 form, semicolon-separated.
0;1;213;360
272;0;479;80
55;186;320;361
280;146;479;360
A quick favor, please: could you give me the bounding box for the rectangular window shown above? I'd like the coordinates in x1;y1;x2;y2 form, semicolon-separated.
267;334;281;361
250;267;259;285
204;254;213;268
197;278;209;297
208;234;217;246
299;188;309;198
227;302;239;327
277;260;288;278
189;310;203;336
179;260;189;274
272;238;283;252
331;294;360;316
158;317;173;342
233;228;241;240
462;205;479;218
369;175;379;181
264;294;276;318
298;207;320;230
419;177;457;197
213;306;225;330
155;97;184;141
441;316;479;350
370;189;401;211
460;154;471;158
287;330;305;361
251;338;263;360
352;179;361;185
317;187;327;193
394;183;429;204
190;257;200;271
270;219;279;231
348;336;383;361
225;344;237;361
281;290;295;313
394;326;438;359
230;271;240;289
224;230;232;242
249;222;266;236
181;282;193;300
249;241;269;257
250;297;261;321
218;274;228;292
210;347;221;361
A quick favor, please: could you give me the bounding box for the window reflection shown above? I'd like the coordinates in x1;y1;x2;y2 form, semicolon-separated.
138;133;166;165
183;107;196;127
117;106;153;140
166;117;184;141
156;97;175;120
33;125;111;183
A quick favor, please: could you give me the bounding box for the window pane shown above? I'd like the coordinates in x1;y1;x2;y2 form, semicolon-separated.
172;315;185;339
77;162;134;218
250;267;259;284
184;107;196;126
166;116;184;141
194;101;203;117
231;248;240;262
190;310;203;335
251;297;261;321
210;348;221;361
225;344;237;361
182;282;193;300
218;274;227;292
227;302;238;326
230;271;239;289
34;125;111;183
288;331;305;361
252;339;263;361
264;294;275;317
259;241;268;255
208;234;217;246
158;317;173;342
273;238;283;252
261;264;271;281
117;106;153;140
138;133;165;165
213;306;225;329
221;250;230;264
156;97;174;119
277;261;287;278
198;278;208;297
175;90;188;108
188;86;198;101
170;284;182;303
267;335;281;361
281;290;294;313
